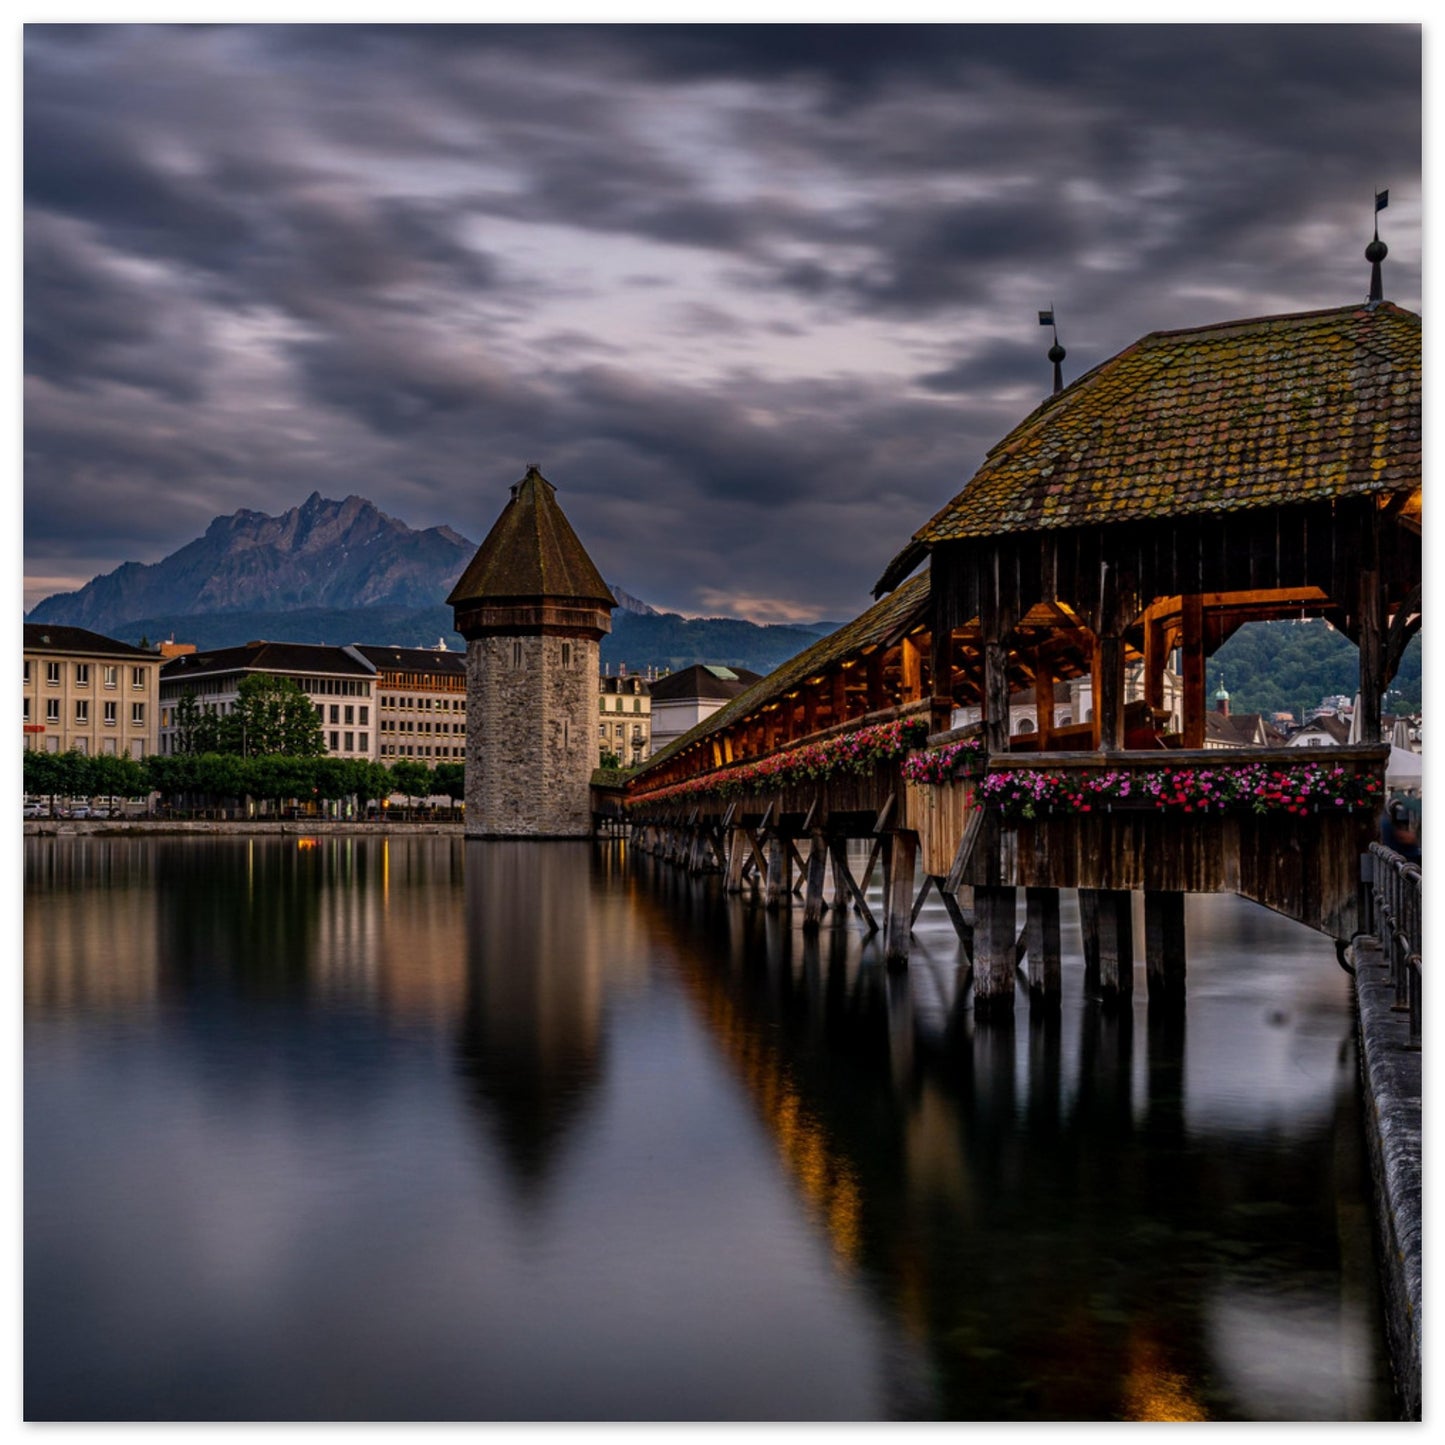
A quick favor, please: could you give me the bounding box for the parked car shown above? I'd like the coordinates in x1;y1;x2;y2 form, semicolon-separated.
23;802;44;818
70;805;94;819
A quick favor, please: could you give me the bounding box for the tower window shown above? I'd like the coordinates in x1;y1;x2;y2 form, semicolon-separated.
561;642;572;669
512;641;523;668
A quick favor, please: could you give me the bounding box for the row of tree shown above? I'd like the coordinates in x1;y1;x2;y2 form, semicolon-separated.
23;748;464;814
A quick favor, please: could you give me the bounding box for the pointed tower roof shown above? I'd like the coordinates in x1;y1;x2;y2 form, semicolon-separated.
449;467;615;640
448;466;614;609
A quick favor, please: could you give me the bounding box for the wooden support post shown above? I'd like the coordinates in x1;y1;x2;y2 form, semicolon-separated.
1181;592;1206;750
1143;612;1166;714
900;634;923;703
764;832;787;911
1144;890;1187;1006
938;886;975;963
973;886;1018;1014
1097;889;1135;999
883;830;918;972
725;826;748;893
984;639;1010;754
1098;635;1124;752
788;837;809;894
829;837;878;932
1358;564;1383;746
1025;887;1062;1003
866;650;886;712
910;874;936;928
1078;887;1102;994
831;670;848;725
802;830;829;932
1034;652;1055;753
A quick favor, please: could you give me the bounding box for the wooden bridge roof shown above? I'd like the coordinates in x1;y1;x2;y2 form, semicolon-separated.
876;302;1421;594
630;570;931;780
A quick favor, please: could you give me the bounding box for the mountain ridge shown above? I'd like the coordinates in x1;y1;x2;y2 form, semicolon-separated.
26;493;833;675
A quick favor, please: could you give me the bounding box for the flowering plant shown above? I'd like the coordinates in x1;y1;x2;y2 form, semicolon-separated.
980;761;1383;821
900;737;984;785
630;716;929;806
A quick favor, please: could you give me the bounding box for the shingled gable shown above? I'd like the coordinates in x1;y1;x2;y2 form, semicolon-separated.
875;302;1421;596
447;466;615;611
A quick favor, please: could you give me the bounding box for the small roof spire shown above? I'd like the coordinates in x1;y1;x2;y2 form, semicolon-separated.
1039;306;1066;395
1366;188;1389;304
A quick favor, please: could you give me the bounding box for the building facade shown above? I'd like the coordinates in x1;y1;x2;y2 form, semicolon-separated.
24;623;162;758
354;644;467;764
598;670;650;765
448;466;615;837
157;640;376;758
647;664;761;756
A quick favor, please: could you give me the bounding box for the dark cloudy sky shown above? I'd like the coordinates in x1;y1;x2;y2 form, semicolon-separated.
23;22;1421;622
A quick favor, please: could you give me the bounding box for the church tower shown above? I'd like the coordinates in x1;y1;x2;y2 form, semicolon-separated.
447;466;615;838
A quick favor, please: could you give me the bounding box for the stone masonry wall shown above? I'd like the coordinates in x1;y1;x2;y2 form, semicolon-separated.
465;632;599;837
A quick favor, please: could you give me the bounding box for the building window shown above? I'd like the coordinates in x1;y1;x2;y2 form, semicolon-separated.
46;662;60;685
344;732;354;751
330;705;340;724
132;666;146;689
75;700;89;724
562;642;572;668
23;660;30;683
23;697;30;721
74;736;88;755
359;706;368;726
75;664;90;686
104;701;117;726
103;665;118;688
344;705;354;725
358;733;368;752
598;725;607;741
102;737;117;756
45;735;59;754
633;699;641;713
132;703;145;726
512;642;523;668
329;731;340;751
46;699;59;723
131;740;143;760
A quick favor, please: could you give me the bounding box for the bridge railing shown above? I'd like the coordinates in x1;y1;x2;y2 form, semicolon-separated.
1363;843;1422;1049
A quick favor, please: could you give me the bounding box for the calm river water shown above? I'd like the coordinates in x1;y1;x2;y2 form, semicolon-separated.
24;835;1395;1421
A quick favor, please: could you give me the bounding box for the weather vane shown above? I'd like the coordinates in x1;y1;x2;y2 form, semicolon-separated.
1367;188;1389;305
1039;306;1066;395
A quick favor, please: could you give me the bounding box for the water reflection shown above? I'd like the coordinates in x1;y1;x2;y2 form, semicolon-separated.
24;837;1393;1421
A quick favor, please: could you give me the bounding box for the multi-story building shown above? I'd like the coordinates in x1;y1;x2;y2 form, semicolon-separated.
157;640;377;759
23;623;162;758
598;670;651;765
648;664;761;756
352;643;467;765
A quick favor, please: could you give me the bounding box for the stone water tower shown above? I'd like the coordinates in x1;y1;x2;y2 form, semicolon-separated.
447;466;615;837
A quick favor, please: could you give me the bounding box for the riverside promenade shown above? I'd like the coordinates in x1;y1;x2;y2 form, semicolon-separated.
1350;927;1423;1420
23;818;465;838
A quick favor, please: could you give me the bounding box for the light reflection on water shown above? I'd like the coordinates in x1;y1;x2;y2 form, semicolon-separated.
24;836;1394;1420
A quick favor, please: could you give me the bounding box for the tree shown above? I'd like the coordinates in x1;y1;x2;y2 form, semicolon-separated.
171;690;207;755
227;673;325;757
389;760;433;813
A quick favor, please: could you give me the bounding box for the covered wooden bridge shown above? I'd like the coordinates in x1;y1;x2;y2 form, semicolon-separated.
623;299;1421;1013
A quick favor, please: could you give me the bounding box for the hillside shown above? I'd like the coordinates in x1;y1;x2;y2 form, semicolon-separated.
1210;619;1421;717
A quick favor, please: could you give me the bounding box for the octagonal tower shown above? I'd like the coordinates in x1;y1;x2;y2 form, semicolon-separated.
447;467;615;837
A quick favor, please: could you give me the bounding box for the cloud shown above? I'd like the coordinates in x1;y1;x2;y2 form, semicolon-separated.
22;22;1421;622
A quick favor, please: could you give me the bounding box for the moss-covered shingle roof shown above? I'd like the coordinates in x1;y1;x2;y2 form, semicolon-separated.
447;467;615;609
630;571;930;782
877;302;1421;594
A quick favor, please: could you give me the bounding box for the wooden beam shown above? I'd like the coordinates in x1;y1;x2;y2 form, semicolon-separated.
900;634;924;703
802;829;828;932
1035;651;1055;753
910;873;936;927
1181;593;1206;749
829;837;878;933
1098;634;1124;751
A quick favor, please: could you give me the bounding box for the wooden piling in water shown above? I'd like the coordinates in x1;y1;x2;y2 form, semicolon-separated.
973;885;1017;1013
1097;889;1135;999
883;830;918;971
1144;889;1187;1006
1025;886;1062;1003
